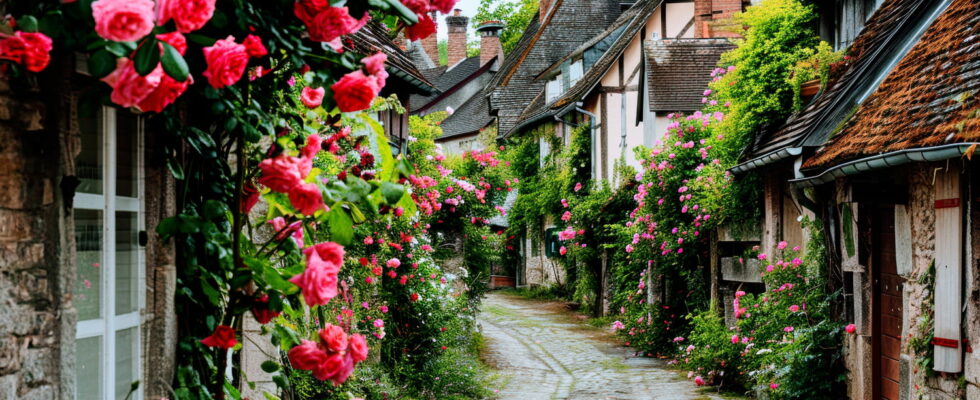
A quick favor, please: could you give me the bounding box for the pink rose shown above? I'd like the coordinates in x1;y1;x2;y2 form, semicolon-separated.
429;0;457;14
288;182;325;216
101;58;164;108
301;86;326;108
331;70;380;112
304;242;345;267
288;340;328;371
242;34;267;57
845;323;857;334
156;31;187;55
92;0;155;42
294;3;369;42
290;245;341;306
258;154;305;192
302;134;323;159
318;324;348;353
348;334;369;362
361;52;387;82
401;0;429;14
202;36;249;89
138;73;192;112
404;12;436;41
156;0;216;33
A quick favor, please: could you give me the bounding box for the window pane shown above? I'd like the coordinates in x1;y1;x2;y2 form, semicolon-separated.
77;108;103;194
76;336;103;400
75;210;103;321
116;111;139;198
114;328;138;400
115;211;139;315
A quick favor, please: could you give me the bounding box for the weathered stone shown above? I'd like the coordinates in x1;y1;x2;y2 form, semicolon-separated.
0;242;44;272
0;209;35;242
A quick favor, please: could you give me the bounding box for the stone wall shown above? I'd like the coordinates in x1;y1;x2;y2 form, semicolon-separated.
0;66;65;400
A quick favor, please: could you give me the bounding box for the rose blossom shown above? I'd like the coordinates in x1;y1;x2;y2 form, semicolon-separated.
404;12;436;41
156;0;215;33
0;32;54;73
294;2;369;42
288;340;328;371
250;294;281;324
202;36;249;89
331;70;381;112
845;324;857;334
242;34;267;57
101;58;164;108
429;0;458;14
288;182;325;216
258;154;305;192
92;0;155;42
290;242;344;306
301;86;326;108
318;324;348;353
348;334;369;362
200;325;236;348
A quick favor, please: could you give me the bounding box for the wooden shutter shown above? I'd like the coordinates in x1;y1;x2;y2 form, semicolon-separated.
933;167;962;373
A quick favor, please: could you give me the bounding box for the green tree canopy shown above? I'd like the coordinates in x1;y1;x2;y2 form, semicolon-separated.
474;0;538;54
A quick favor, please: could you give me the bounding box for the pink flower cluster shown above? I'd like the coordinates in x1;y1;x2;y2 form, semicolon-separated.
258;134;327;215
290;242;345;306
287;324;369;385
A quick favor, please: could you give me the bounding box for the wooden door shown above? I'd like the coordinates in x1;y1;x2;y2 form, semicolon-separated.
872;205;903;400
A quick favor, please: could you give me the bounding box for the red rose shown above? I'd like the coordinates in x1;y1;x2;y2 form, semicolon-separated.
290;246;341;306
101;58;164;108
240;181;259;214
429;0;457;14
331;70;380;113
202;36;249;89
302;134;323;159
293;0;330;24
200;325;237;348
295;4;369;42
300;86;325;108
348;334;369;362
137;72;192;112
156;0;216;33
250;294;281;324
404;13;436;41
91;0;155;42
410;293;419;302
288;182;325;216
288;340;328;370
318;324;348;353
17;32;53;72
243;34;267;57
257;154;305;192
156;31;187;55
304;242;345;267
401;0;430;14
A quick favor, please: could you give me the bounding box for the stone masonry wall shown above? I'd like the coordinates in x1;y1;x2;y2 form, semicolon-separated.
0;66;68;399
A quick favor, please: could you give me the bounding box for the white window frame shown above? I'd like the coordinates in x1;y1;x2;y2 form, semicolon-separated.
546;74;563;102
74;106;145;400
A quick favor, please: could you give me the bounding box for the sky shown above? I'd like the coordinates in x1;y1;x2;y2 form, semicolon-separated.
436;0;483;41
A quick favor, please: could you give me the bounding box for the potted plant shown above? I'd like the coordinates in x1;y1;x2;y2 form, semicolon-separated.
788;42;844;109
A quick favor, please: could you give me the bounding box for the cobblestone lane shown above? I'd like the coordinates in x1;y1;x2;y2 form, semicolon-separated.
478;292;729;400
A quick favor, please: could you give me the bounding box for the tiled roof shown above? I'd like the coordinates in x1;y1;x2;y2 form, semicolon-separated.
346;22;436;93
406;40;436;70
438;91;495;139
488;0;623;136
739;0;935;166
548;0;661;110
646;39;733;112
410;57;490;112
802;0;980;169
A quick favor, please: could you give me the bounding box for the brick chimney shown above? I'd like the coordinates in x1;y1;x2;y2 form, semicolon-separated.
420;11;440;65
446;9;469;66
694;0;744;38
477;21;504;69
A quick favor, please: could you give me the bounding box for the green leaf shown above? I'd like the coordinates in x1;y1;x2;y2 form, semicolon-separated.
133;38;159;76
18;16;38;33
106;41;137;57
204;199;229;220
160;42;190;82
260;360;280;373
327;207;354;245
380;182;405;205
156;216;179;239
87;49;116;78
385;0;418;24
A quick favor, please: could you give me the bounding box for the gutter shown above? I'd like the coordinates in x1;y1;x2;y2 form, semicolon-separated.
389;66;438;96
730;147;802;174
790;143;978;187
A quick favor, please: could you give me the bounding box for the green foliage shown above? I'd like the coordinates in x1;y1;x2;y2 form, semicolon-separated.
788;42;843;110
474;0;539;54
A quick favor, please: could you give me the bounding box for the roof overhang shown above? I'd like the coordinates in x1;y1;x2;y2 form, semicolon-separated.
790;143;977;187
730;147;802;175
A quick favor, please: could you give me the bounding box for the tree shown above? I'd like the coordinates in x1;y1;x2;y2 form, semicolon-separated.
473;0;539;54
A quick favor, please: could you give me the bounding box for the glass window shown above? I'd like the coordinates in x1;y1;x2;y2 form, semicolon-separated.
546;75;562;102
74;106;143;400
569;60;583;86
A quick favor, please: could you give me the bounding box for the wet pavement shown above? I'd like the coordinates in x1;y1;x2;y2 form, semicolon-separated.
478;292;730;400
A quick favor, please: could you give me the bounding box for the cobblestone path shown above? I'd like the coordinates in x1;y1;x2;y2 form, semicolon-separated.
478;292;729;400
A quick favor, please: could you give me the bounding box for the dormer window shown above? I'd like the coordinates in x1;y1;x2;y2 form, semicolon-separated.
569;60;583;86
546;73;563;102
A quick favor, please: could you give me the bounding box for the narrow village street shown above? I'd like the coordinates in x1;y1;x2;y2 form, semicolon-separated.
479;292;729;400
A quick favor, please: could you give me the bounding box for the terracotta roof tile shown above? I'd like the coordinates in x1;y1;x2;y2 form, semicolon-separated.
803;0;980;169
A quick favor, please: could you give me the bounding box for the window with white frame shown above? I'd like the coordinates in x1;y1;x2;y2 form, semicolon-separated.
569;60;583;87
74;105;144;400
546;74;562;102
